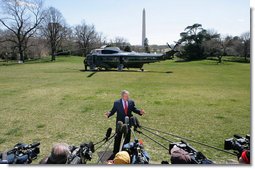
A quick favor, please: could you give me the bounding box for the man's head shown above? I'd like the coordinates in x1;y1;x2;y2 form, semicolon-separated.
113;151;130;164
121;90;130;101
47;143;71;164
170;146;192;164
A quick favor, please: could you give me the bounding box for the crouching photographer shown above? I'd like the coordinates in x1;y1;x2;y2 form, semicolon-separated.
40;143;70;164
169;141;214;164
40;142;95;164
0;142;40;164
224;134;250;164
169;145;192;164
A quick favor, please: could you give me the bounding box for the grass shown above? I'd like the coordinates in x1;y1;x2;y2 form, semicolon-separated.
0;56;250;164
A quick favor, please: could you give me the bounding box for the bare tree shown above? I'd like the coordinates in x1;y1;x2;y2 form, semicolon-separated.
26;35;48;59
0;0;45;63
94;32;106;48
60;27;75;53
240;32;250;62
110;36;130;50
74;21;98;56
144;38;150;53
0;28;3;43
203;35;234;64
203;37;223;63
0;29;16;61
41;7;67;61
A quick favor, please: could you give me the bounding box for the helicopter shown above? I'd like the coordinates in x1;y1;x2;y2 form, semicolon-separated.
84;43;179;71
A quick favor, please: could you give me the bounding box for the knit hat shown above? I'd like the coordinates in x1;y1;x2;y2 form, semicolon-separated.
114;151;130;164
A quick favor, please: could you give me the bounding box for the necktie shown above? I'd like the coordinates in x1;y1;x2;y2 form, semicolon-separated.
124;101;128;115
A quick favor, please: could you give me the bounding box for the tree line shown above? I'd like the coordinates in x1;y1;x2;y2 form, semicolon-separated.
175;24;250;63
0;0;250;63
0;0;130;62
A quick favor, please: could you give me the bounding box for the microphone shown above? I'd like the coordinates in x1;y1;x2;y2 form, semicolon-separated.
130;117;135;127
105;128;112;141
134;116;141;128
129;117;139;140
125;116;130;126
234;134;243;139
29;142;40;149
116;121;123;134
88;142;95;153
94;128;112;146
118;124;128;152
80;142;95;153
121;124;129;137
130;117;137;128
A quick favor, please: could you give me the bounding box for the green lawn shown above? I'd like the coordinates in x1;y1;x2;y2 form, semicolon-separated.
0;56;250;164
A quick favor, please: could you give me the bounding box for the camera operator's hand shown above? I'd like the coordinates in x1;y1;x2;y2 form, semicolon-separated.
239;150;250;164
104;112;110;118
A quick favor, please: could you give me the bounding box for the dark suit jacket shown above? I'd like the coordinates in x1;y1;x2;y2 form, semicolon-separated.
108;99;141;123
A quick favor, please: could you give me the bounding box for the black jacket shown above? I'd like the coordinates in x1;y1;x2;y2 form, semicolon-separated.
108;99;141;123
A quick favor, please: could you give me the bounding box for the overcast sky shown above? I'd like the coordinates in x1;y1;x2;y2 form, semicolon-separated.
44;0;250;45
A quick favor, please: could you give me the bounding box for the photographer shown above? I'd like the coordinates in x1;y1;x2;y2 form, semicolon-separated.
169;141;213;164
224;134;250;164
40;143;71;164
170;146;192;164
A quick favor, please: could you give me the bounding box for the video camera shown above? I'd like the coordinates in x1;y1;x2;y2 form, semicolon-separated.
68;142;95;164
123;117;150;164
0;142;40;164
224;134;250;158
68;127;114;164
123;139;150;164
169;141;213;164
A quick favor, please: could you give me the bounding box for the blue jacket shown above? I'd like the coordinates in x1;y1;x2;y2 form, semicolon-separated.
108;99;142;123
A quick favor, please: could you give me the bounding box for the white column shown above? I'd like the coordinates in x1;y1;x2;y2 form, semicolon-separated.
142;8;146;47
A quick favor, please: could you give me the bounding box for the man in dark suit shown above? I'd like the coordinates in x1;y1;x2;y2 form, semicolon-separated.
105;90;145;155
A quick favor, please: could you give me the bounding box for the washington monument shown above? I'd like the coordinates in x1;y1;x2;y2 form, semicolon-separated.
142;8;146;47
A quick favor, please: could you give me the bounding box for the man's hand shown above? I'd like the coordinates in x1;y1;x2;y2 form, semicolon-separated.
104;112;110;118
107;160;114;164
140;109;145;116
